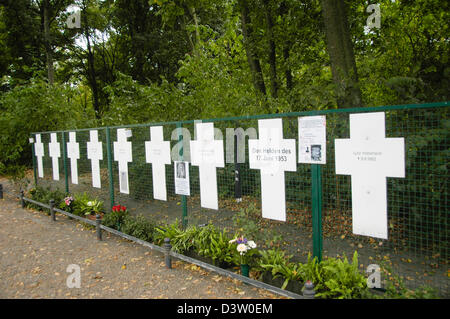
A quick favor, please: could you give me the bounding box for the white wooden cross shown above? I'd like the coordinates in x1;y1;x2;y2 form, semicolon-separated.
190;122;224;210
335;112;405;239
87;130;103;188
114;128;133;194
49;133;61;181
248;118;296;222
67;131;80;184
34;134;45;178
145;126;171;201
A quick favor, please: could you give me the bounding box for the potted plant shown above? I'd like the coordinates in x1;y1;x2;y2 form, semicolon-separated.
83;199;104;220
62;196;74;213
110;205;129;230
229;236;258;277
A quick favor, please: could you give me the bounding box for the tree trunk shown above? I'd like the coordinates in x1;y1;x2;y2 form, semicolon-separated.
279;1;292;91
283;44;293;90
82;11;100;119
264;0;278;98
321;0;362;108
238;0;266;96
43;0;54;85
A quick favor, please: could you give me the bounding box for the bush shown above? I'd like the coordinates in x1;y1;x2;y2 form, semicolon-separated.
65;192;104;217
315;252;367;299
154;219;184;246
28;186;66;214
0;78;96;174
102;207;130;230
121;215;157;243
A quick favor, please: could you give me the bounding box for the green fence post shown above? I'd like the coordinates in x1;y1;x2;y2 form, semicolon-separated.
105;127;115;209
177;123;188;229
311;164;323;262
61;131;69;194
31;135;38;186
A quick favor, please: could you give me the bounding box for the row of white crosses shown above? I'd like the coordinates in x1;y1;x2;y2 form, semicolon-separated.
33;112;405;240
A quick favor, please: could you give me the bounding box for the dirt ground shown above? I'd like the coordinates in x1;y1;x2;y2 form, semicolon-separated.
0;179;282;299
5;172;449;298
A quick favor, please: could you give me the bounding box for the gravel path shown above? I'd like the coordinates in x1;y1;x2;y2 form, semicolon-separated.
0;181;280;299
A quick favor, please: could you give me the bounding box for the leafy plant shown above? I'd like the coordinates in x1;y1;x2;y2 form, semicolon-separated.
256;248;292;273
28;186;66;215
171;225;200;254
102;206;130;230
257;248;303;290
191;224;219;252
121;215;157;243
59;196;74;213
70;192;103;217
154;219;184;246
197;228;236;266
304;252;367;299
300;253;326;293
232;203;282;247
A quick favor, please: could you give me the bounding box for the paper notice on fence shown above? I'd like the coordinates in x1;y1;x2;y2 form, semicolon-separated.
174;161;190;196
298;115;326;164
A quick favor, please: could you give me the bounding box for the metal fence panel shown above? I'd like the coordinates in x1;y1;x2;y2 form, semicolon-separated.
30;102;449;296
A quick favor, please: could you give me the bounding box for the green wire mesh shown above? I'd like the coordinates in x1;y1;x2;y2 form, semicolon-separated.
32;103;449;296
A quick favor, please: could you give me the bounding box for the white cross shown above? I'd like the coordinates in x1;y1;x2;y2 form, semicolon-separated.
248;119;296;222
49;133;61;181
145;126;171;201
34;134;45;178
67;132;80;184
190;122;224;210
114;128;133;194
335;112;405;239
87;130;103;188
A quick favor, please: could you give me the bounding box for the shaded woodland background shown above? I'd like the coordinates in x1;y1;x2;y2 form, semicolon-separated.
0;0;449;175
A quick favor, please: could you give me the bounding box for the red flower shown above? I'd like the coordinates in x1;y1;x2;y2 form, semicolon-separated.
112;205;127;213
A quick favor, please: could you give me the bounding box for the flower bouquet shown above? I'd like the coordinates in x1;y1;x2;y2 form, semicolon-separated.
83;199;103;216
229;236;258;277
111;204;129;231
63;196;74;212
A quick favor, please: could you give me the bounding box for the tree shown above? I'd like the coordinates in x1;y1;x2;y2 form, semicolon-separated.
321;0;362;108
237;0;266;97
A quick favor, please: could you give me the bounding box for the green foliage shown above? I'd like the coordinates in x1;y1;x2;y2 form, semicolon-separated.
196;227;236;266
315;252;367;299
170;225;200;254
154;219;185;246
364;263;441;299
0;79;96;174
121;215;157;243
232;202;282;246
299;252;367;299
257;248;292;272
69;193;103;217
155;222;201;254
102;208;130;229
257;249;303;290
28;186;66;215
232;203;260;239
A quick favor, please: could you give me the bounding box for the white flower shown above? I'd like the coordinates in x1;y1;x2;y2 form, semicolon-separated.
87;201;93;206
236;243;247;254
247;241;257;249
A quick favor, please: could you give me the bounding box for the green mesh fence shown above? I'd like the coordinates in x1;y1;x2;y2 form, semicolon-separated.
31;102;449;296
